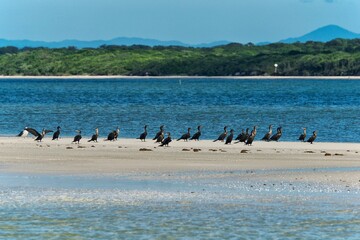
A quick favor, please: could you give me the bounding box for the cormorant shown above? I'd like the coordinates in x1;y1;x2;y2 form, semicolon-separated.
238;128;250;142
17;127;29;137
155;131;164;143
88;128;99;142
153;125;164;140
160;132;172;147
137;125;148;142
73;130;82;144
270;126;282;141
298;128;306;142
261;125;273;141
245;126;257;145
213;126;227;142
177;128;191;141
26;128;53;142
190;125;202;141
235;129;245;141
307;131;317;144
106;128;119;141
106;131;116;141
52;126;61;140
225;129;234;144
245;132;255;146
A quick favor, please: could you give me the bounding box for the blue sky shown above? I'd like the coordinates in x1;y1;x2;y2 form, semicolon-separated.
1;0;359;43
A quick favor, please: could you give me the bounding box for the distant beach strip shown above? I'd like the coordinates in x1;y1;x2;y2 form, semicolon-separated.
1;75;360;80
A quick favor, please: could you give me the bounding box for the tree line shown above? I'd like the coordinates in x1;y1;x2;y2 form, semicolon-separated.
1;38;360;76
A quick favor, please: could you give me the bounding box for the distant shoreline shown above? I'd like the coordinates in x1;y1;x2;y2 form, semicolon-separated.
1;75;360;80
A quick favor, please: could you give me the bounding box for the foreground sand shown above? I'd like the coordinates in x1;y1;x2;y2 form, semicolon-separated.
0;137;360;187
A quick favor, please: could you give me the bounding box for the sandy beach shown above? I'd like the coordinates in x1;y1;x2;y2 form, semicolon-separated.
1;75;360;80
1;137;359;187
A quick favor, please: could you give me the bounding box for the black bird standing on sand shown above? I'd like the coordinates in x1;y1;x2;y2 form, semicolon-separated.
52;126;61;140
138;125;148;142
270;126;282;142
225;129;234;144
153;125;164;140
106;131;116;141
236;128;249;143
155;131;165;143
26;128;53;142
160;132;172;147
245;126;257;145
177;128;191;141
190;125;202;141
261;125;273;141
235;129;245;141
73;130;82;144
213;126;227;142
307;130;317;144
298;128;306;142
88;128;99;142
106;127;119;141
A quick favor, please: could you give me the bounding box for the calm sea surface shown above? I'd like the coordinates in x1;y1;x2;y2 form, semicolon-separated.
0;78;359;142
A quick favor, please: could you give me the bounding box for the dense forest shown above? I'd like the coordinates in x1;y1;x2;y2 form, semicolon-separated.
0;38;360;76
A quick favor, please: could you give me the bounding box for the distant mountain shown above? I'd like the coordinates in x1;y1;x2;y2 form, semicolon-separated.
280;25;360;43
2;25;358;49
0;37;231;49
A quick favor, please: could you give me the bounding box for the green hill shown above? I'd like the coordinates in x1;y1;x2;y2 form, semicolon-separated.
1;39;360;76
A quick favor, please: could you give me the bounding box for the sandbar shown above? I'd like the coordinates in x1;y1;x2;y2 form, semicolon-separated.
0;137;359;189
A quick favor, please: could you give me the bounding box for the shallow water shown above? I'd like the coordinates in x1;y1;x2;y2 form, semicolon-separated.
0;78;359;142
0;171;359;239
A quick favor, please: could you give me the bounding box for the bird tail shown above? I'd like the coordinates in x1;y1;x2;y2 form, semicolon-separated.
213;139;217;142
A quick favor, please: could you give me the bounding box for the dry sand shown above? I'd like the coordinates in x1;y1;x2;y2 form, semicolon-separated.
0;137;359;187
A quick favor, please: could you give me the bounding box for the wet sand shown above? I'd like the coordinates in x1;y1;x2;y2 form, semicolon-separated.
0;137;359;187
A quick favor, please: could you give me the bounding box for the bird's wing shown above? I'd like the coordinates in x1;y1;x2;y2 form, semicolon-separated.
27;128;40;137
219;133;226;140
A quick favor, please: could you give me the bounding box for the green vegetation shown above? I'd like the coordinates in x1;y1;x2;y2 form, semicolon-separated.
1;39;360;76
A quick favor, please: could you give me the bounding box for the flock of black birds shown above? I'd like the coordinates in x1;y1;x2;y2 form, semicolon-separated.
17;124;318;146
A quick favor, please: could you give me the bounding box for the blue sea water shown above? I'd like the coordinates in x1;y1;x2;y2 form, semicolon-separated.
0;170;360;239
0;78;359;142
